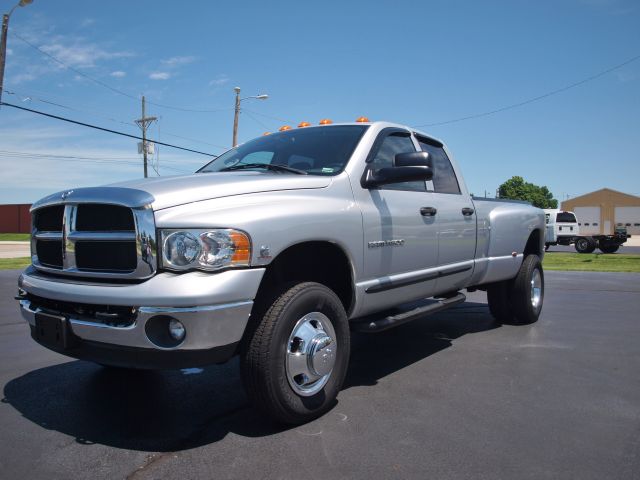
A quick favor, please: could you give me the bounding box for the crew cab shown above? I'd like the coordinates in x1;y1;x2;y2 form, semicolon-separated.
17;121;546;424
544;209;580;250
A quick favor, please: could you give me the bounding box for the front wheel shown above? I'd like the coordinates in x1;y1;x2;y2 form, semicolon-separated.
241;282;350;425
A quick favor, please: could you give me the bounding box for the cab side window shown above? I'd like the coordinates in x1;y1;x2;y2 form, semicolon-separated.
417;137;461;194
370;132;425;192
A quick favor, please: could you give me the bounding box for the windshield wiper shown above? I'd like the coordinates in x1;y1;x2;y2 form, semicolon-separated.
219;162;308;175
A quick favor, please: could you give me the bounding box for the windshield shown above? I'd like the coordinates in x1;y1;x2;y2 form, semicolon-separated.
556;212;577;223
198;125;368;175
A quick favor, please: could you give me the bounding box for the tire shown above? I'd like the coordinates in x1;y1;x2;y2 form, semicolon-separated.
510;254;544;325
240;282;350;425
544;244;550;251
575;237;596;254
598;241;619;254
487;255;544;325
487;281;514;323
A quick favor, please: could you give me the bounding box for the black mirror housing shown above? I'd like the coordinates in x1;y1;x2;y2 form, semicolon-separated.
363;165;433;188
394;151;432;168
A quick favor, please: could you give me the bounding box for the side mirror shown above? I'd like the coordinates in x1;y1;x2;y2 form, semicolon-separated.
394;151;432;168
363;151;433;188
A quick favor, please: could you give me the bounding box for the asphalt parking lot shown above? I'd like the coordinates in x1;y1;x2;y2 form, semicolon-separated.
1;269;639;479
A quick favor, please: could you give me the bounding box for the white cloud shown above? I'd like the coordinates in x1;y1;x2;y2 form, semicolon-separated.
110;70;126;78
616;70;640;83
149;72;171;80
41;41;134;69
10;73;37;84
161;55;197;67
209;74;229;87
6;23;135;88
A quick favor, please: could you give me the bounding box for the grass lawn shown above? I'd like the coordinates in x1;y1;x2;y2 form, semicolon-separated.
0;257;30;270
0;233;30;242
543;252;640;273
2;252;638;273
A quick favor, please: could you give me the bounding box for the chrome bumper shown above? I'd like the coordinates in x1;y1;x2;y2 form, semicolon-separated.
18;266;265;352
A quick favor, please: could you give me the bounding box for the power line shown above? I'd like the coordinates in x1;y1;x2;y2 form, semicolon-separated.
413;53;640;128
4;88;227;150
0;150;194;173
0;101;217;157
3;88;138;128
161;130;228;150
243;109;273;131
9;31;137;100
10;31;233;114
243;108;296;125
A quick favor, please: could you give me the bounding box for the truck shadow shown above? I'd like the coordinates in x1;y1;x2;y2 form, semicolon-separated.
2;301;498;452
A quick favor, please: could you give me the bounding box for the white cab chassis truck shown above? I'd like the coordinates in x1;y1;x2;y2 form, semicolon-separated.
544;208;628;254
18;122;546;424
544;209;580;249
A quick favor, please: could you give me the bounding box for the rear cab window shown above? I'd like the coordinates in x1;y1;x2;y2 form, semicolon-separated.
415;135;461;194
556;212;577;223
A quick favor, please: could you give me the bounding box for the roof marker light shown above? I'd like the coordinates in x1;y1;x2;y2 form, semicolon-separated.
319;119;333;125
262;132;271;136
279;125;292;131
356;116;369;123
298;121;311;128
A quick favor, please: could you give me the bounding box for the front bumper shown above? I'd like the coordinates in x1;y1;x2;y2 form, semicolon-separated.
18;266;266;368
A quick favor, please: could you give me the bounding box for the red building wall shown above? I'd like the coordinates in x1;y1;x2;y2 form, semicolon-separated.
0;204;32;233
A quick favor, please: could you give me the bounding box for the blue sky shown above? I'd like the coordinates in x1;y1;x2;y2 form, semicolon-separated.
1;0;638;204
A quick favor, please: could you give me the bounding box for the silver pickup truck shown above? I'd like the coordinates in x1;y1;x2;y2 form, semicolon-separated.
17;121;545;424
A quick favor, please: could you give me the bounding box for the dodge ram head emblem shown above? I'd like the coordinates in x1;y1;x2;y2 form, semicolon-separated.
60;190;74;200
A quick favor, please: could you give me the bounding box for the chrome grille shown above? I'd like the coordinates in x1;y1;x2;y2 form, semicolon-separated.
31;202;157;280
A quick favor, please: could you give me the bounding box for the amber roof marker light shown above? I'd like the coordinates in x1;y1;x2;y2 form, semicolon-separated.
319;119;333;125
298;121;311;128
356;116;370;123
279;125;292;131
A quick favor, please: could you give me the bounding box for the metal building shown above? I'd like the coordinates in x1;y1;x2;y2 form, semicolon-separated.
561;188;640;236
0;204;31;233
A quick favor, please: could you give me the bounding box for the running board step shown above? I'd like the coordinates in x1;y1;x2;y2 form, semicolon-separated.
350;292;466;333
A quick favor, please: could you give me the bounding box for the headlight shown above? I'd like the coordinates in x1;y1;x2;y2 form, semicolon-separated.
161;229;251;271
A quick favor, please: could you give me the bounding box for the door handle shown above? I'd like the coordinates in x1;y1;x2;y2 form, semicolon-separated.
420;207;437;217
462;207;475;216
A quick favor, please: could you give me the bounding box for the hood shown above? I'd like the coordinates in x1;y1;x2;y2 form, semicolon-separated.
109;171;332;210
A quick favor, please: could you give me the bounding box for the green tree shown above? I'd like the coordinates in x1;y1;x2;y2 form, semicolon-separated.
498;176;558;209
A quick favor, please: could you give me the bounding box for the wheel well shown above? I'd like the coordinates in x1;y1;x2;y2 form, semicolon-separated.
255;241;354;315
524;229;542;257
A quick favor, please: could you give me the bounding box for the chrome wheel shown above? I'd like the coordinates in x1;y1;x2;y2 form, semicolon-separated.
286;312;337;397
530;268;542;310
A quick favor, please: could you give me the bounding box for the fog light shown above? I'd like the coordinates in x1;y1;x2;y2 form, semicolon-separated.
169;319;186;341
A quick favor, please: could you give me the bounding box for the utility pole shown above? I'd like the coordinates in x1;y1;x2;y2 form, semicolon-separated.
232;86;241;147
232;87;268;147
135;95;157;178
0;1;34;108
